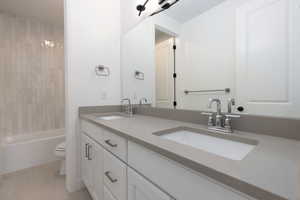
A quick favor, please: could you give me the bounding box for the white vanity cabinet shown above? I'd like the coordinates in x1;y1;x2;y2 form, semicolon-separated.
128;168;173;200
93;141;104;200
128;141;252;200
80;120;254;200
81;120;128;200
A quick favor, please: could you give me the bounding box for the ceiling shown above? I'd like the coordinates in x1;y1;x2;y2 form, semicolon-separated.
0;0;64;26
155;29;173;44
0;0;225;28
163;0;226;23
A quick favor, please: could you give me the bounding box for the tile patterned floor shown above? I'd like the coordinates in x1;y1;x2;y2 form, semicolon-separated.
0;161;92;200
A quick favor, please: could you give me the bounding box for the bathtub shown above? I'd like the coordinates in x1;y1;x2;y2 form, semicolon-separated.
1;129;65;174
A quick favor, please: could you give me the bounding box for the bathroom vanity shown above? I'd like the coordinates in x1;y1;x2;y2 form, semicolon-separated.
79;0;300;194
79;107;300;200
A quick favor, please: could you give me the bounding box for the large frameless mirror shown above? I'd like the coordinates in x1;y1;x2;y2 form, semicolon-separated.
121;0;300;119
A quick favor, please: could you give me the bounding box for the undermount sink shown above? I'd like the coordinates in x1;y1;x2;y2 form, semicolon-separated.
95;115;125;121
153;127;258;161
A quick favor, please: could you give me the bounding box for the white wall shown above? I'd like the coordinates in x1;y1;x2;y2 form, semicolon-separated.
176;0;248;112
65;0;121;192
121;0;144;35
121;18;155;104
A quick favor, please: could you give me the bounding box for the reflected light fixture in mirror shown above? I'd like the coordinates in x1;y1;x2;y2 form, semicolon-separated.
136;0;180;17
136;0;158;16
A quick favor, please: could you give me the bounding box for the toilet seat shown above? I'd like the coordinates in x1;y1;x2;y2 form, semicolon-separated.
54;142;66;175
55;142;65;157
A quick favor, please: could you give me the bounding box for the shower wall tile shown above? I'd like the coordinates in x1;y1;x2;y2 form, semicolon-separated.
0;12;65;138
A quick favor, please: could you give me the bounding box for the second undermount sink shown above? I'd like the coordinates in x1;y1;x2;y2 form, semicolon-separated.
95;115;125;121
153;127;258;161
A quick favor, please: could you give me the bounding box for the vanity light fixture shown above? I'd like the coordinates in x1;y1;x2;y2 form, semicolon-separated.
137;0;180;17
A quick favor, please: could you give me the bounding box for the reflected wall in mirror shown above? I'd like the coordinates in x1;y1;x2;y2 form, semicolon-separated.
121;0;300;118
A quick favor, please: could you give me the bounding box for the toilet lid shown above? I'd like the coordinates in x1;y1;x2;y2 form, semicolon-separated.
56;142;65;151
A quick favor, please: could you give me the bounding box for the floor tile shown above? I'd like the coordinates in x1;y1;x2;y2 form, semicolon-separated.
0;161;92;200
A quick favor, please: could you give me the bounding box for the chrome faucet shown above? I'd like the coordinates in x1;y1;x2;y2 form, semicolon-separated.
208;98;222;115
208;98;222;128
227;98;235;114
224;98;239;132
202;98;240;133
121;98;133;117
139;97;148;105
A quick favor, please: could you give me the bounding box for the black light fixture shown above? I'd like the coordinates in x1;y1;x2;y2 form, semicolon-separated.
136;0;180;17
136;0;150;16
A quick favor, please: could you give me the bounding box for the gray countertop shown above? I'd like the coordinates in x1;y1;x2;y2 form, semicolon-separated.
80;112;300;200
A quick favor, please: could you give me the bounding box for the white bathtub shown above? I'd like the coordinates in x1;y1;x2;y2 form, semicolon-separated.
1;129;65;174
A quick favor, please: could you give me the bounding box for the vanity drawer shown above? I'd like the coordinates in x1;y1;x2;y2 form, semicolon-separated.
81;120;103;143
103;149;127;200
103;129;127;161
128;141;251;200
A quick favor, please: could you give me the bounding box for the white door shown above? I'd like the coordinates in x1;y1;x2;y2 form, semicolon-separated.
236;0;300;118
93;142;104;200
128;168;172;200
155;39;174;108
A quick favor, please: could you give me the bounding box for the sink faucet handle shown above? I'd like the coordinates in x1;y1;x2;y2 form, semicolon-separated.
224;114;240;132
201;112;214;126
121;98;133;117
201;112;213;116
225;114;240;118
227;98;236;113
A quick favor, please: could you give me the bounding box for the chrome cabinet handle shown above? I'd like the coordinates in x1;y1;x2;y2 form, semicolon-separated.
105;171;118;183
105;139;118;147
87;144;92;160
225;114;241;118
201;112;213;116
85;143;89;158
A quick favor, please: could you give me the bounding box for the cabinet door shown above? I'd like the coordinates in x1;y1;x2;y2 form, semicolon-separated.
81;134;94;194
93;142;104;200
81;134;89;188
128;168;172;200
103;149;127;200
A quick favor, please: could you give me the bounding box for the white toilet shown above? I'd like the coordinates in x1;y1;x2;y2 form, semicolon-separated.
54;142;66;175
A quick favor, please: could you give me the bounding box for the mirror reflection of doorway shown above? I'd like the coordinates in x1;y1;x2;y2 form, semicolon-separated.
155;29;176;109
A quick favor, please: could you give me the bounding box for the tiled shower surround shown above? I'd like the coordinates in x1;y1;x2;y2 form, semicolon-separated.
0;12;64;138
